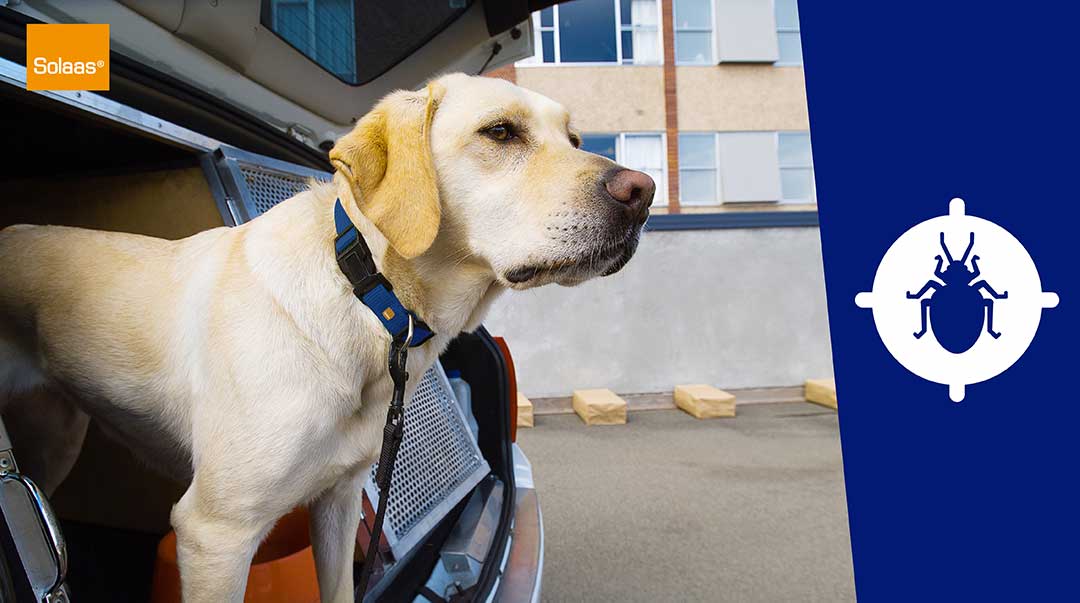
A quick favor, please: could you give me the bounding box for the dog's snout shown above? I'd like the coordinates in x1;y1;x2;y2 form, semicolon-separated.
604;169;655;222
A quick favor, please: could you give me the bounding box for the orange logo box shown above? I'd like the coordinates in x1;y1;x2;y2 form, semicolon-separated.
26;23;109;91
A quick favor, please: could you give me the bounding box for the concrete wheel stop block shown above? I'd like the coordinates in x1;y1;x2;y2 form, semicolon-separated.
572;389;627;425
674;384;736;419
516;392;534;428
805;378;837;410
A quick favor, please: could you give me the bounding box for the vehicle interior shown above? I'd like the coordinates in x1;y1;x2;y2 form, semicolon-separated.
0;1;552;600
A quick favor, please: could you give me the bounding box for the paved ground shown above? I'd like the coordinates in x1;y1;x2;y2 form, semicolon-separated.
517;402;855;602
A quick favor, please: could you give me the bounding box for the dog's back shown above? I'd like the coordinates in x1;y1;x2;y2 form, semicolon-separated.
1;224;171;394
0;222;238;487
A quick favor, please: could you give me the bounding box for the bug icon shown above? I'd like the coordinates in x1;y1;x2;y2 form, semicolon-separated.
906;232;1008;353
855;198;1058;401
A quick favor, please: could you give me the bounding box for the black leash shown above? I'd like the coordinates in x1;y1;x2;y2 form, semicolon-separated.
356;317;414;598
332;199;433;598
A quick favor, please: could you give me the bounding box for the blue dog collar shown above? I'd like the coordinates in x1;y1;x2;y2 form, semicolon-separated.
333;199;434;347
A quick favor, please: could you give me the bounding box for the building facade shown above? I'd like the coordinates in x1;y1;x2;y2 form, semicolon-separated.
493;0;813;212
484;0;833;400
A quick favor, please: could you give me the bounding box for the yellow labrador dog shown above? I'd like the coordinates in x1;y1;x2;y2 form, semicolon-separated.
0;73;653;602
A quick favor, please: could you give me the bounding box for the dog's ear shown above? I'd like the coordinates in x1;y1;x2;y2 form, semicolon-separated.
330;82;445;259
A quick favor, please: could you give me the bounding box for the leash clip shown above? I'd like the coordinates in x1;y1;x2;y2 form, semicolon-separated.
387;315;414;421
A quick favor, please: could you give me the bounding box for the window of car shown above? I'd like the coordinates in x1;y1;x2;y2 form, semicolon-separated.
524;0;661;66
261;0;472;85
673;0;714;64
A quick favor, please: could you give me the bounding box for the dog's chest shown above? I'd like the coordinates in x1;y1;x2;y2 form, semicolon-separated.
307;343;442;489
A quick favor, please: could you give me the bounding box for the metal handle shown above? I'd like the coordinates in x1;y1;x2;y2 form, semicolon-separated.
1;470;68;601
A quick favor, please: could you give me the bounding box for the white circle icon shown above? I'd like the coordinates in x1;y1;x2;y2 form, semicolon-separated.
855;198;1059;402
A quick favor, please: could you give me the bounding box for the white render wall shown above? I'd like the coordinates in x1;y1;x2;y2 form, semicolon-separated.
483;227;833;398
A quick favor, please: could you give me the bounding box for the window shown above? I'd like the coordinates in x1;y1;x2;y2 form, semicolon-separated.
673;0;713;64
581;134;618;160
775;0;803;66
621;0;661;64
581;133;667;206
622;134;665;201
678;133;719;205
262;0;470;85
680;131;816;205
778;132;815;203
267;0;357;82
526;1;661;65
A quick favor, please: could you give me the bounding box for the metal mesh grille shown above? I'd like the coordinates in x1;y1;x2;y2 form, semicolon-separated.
365;365;489;558
239;165;328;216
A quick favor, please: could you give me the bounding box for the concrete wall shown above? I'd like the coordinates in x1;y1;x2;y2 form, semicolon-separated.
483;227;833;398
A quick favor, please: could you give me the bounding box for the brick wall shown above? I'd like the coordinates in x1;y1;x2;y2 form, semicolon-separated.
661;0;681;212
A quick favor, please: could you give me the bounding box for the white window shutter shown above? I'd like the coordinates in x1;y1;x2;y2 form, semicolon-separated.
717;132;781;202
714;0;780;62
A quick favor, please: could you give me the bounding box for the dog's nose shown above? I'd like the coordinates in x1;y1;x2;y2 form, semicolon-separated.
605;169;655;205
604;169;655;221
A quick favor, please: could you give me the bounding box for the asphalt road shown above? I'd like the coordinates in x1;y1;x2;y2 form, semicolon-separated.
517;402;855;602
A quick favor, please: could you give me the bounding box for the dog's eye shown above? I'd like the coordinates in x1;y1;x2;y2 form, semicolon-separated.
483;123;515;142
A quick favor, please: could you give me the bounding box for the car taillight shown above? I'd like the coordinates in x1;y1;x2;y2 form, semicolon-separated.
493;336;519;442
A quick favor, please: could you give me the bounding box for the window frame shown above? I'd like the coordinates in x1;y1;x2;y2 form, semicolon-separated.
673;0;717;66
777;130;815;203
520;0;665;67
678;130;817;207
621;132;668;207
774;0;803;67
678;131;722;206
584;131;669;206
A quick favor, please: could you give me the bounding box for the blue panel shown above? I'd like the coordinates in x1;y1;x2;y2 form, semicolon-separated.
540;7;554;27
802;2;1078;600
559;0;617;63
645;211;818;231
541;30;555;63
581;134;617;161
621;30;634;62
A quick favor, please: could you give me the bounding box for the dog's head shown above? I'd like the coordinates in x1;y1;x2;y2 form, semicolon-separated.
330;73;654;289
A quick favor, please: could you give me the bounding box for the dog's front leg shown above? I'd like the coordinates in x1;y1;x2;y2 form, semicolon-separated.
171;479;276;603
311;463;372;603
